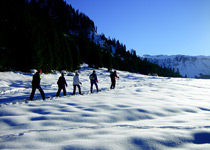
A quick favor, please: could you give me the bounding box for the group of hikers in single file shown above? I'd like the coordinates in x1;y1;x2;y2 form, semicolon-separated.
29;69;119;100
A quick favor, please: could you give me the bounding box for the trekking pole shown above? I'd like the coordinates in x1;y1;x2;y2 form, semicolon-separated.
80;82;83;95
34;90;37;100
117;77;119;88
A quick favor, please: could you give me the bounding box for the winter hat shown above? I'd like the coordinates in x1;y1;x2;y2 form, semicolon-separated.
61;70;67;74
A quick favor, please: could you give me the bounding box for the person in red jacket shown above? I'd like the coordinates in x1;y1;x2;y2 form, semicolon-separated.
29;69;45;100
110;70;119;89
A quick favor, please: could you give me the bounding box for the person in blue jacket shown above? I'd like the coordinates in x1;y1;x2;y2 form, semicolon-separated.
89;70;99;93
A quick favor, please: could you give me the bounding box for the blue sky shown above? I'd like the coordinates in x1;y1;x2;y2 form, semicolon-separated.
65;0;210;56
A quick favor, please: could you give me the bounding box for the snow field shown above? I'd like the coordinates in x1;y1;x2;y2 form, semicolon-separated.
1;64;210;149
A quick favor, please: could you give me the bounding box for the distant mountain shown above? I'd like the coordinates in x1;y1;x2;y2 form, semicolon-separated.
142;55;210;78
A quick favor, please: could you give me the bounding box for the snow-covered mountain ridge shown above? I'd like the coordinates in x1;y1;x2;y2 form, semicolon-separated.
142;55;210;78
87;30;210;79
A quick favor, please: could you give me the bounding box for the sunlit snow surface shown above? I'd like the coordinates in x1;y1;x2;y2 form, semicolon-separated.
1;64;210;149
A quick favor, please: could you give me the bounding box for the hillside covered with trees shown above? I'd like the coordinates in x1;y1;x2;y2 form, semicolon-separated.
0;0;181;77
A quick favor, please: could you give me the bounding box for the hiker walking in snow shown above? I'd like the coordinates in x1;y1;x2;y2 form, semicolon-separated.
29;69;45;100
56;71;68;96
89;70;99;93
110;70;119;89
73;72;82;95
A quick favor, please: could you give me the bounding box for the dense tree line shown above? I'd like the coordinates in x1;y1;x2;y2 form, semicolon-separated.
0;0;181;77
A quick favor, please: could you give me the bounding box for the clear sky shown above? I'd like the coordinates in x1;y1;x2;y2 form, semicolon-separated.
65;0;210;56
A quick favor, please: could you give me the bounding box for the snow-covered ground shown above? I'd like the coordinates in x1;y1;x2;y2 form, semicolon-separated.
1;64;210;149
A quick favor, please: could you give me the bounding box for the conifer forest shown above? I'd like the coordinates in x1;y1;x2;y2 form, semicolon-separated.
0;0;181;77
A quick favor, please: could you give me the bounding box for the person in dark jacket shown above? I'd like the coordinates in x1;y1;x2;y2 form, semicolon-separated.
110;70;119;89
56;71;68;96
29;69;45;100
89;70;99;93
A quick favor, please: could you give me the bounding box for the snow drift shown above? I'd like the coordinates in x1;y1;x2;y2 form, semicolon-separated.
1;64;210;149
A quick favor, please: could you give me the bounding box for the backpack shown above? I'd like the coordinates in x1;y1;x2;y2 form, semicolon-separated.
57;77;62;85
110;72;115;79
89;74;95;80
57;76;65;86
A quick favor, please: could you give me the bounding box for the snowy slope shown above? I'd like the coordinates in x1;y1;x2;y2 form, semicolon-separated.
1;64;210;149
142;55;210;78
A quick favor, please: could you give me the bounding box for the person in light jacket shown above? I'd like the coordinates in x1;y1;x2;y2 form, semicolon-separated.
73;72;82;95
